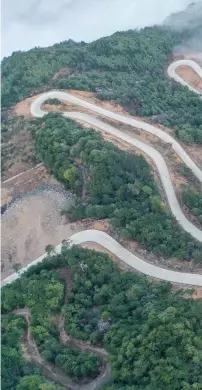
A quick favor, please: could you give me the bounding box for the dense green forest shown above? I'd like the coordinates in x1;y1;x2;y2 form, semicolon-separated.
2;25;202;143
2;244;202;389
31;112;202;262
2;265;102;390
1;314;66;390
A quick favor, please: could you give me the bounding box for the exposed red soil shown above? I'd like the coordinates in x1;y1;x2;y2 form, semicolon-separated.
176;65;202;93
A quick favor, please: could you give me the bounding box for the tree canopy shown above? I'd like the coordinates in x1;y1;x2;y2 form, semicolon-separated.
32;112;202;263
2;266;102;389
2;244;202;389
181;184;202;225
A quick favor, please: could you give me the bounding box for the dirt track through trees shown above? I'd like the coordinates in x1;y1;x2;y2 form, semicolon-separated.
13;306;111;390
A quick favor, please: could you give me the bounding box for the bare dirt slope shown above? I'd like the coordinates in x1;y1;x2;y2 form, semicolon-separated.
176;66;202;93
1;184;111;280
173;53;202;93
1;115;36;181
2;164;53;201
1;189;74;279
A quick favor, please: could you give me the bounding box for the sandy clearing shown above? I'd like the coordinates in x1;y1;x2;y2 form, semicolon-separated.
192;287;202;299
1;189;75;279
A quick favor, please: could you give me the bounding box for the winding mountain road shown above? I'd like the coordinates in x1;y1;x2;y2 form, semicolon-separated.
2;60;202;288
31;60;202;242
2;229;202;287
167;59;202;95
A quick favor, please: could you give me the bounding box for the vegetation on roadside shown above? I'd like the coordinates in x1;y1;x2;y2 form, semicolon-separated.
181;184;202;224
2;25;202;143
44;98;61;105
178;164;201;188
2;245;202;389
30;112;202;262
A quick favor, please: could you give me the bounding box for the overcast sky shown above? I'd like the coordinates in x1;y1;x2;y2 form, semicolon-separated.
2;0;192;58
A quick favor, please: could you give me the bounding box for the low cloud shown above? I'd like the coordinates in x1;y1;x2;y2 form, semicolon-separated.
164;1;202;54
2;0;192;58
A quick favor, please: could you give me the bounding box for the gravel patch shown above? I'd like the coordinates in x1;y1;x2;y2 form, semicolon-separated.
1;186;76;279
2;184;75;219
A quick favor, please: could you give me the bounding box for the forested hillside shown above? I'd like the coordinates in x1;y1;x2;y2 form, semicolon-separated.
2;245;202;389
2;3;202;389
30;112;202;262
2;24;202;143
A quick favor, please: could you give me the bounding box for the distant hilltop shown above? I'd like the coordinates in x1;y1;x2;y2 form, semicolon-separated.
164;1;202;30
